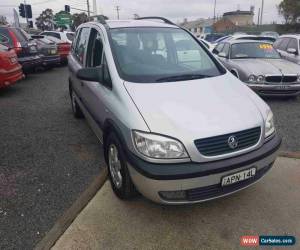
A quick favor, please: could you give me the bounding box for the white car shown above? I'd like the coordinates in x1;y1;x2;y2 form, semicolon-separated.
40;31;75;44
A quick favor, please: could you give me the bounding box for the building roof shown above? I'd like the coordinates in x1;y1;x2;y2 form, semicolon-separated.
180;18;214;29
223;10;254;17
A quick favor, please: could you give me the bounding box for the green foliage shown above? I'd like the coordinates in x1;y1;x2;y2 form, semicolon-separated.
71;13;88;31
278;0;300;24
35;9;54;31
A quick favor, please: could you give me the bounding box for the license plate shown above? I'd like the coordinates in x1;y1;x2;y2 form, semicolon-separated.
50;49;56;54
221;168;256;187
276;85;290;89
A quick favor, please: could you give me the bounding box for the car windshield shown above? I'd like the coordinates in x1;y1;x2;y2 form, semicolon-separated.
110;27;222;83
231;42;281;59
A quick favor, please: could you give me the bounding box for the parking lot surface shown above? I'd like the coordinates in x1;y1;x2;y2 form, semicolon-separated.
0;67;299;249
53;157;299;250
0;67;105;249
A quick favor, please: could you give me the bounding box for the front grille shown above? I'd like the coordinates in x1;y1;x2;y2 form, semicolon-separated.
194;127;261;157
186;163;273;201
282;75;297;83
266;76;282;83
265;75;298;83
259;90;299;95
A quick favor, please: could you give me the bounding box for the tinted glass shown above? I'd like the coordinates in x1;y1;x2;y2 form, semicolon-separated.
10;28;28;42
0;43;8;51
110;27;222;83
222;43;230;56
0;34;10;45
66;32;75;41
231;43;281;59
278;38;290;51
74;28;90;64
273;38;283;49
287;38;298;51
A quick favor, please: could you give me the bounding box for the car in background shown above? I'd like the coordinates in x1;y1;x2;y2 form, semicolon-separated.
40;31;75;44
0;43;23;88
0;26;42;73
261;31;279;39
30;35;60;68
42;35;71;64
203;33;226;43
213;40;300;97
273;34;300;65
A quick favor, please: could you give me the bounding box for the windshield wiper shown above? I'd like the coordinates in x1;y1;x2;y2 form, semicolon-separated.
156;74;212;82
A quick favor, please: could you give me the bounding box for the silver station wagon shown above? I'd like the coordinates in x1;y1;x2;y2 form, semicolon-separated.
68;17;281;204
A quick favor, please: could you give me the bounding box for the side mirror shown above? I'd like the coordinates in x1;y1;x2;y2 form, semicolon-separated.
218;52;227;58
287;48;298;55
212;48;218;54
76;66;104;82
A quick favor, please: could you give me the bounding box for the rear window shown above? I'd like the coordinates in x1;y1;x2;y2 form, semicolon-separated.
0;28;13;46
10;28;29;42
66;32;74;41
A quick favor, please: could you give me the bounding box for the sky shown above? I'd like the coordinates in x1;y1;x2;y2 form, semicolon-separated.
0;0;283;25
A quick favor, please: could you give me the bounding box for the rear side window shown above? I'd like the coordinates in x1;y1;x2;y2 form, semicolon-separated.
44;32;61;39
74;27;90;64
215;43;225;53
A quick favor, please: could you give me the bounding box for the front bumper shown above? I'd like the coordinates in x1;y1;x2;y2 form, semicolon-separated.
247;83;300;96
127;134;281;204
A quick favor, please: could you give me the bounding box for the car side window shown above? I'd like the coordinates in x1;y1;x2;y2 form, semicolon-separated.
0;34;9;45
278;38;290;51
215;43;224;54
273;38;282;49
287;38;298;52
222;43;230;57
74;27;90;65
86;28;103;67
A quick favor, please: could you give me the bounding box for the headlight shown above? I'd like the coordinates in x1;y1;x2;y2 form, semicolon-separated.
257;75;265;84
265;111;275;138
132;131;188;159
248;75;256;83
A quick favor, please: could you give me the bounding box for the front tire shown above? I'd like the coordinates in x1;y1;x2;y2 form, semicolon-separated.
105;132;137;200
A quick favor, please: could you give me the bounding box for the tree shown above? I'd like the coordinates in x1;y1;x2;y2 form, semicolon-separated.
35;9;55;31
71;13;88;31
278;0;300;24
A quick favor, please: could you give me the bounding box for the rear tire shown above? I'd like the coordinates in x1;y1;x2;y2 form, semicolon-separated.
105;132;137;200
70;88;84;119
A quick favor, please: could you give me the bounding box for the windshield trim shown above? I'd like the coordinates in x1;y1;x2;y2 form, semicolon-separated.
107;26;226;83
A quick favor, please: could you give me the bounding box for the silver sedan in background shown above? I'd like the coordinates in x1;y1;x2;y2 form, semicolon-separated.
213;40;300;97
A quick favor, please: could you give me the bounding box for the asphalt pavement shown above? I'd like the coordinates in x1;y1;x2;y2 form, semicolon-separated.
0;67;105;250
0;67;299;249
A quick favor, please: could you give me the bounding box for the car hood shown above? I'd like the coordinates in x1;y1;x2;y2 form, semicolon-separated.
231;58;300;75
124;73;264;144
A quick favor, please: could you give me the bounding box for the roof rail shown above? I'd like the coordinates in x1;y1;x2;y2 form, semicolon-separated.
136;16;176;26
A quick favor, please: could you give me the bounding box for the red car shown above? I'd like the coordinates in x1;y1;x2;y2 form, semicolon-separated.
0;43;24;88
43;36;71;64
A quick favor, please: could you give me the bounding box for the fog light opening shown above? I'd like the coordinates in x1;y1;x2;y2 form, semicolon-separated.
159;190;186;201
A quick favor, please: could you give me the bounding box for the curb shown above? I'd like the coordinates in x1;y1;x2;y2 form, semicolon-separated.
279;151;300;160
35;168;108;250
